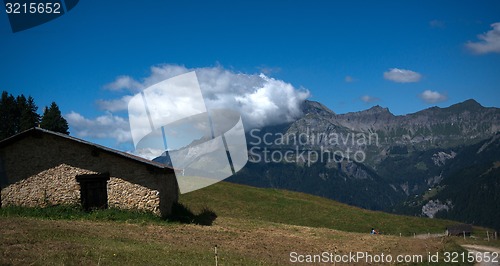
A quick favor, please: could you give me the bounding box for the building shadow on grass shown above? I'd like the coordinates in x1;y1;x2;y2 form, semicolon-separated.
167;202;217;226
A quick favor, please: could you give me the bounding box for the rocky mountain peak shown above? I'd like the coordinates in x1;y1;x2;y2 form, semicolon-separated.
339;104;394;118
415;99;488;118
364;105;393;115
449;99;483;110
301;100;335;116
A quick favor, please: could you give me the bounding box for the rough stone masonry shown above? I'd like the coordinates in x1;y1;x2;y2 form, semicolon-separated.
0;128;178;217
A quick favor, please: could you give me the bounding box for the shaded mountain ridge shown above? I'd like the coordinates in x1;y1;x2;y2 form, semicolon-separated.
228;98;500;229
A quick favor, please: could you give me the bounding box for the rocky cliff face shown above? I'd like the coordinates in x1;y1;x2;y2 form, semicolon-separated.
393;133;500;230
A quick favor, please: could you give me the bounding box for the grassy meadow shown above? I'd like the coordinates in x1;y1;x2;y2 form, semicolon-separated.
1;181;497;265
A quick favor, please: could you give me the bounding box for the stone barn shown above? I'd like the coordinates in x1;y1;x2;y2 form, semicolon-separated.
0;128;178;217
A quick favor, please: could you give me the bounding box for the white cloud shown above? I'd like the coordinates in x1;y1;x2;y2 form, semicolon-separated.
345;75;355;83
65;111;132;143
429;19;445;29
104;76;143;92
383;68;422;83
419;90;448;103
234;74;309;128
360;95;380;103
70;65;310;150
96;95;133;112
466;22;500;54
100;65;310;129
257;66;281;75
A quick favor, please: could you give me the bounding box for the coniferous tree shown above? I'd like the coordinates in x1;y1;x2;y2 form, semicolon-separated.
19;95;40;131
16;94;27;132
0;91;58;140
40;102;69;134
0;91;19;140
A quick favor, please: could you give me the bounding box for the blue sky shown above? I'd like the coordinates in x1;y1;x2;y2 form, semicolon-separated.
1;0;499;151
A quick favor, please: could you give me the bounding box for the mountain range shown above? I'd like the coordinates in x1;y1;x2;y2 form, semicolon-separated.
226;99;500;230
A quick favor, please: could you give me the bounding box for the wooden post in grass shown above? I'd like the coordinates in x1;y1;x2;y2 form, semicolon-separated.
487;231;490;241
334;246;338;266
463;231;466;240
215;245;218;266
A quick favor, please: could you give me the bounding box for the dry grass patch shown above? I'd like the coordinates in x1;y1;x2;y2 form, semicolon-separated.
1;216;461;265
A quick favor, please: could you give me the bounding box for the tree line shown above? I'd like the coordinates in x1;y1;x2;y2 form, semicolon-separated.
0;91;69;141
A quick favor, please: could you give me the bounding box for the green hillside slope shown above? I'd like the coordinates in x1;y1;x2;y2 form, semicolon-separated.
180;181;473;235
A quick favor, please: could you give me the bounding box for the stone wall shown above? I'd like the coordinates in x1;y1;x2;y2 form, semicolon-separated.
0;130;178;216
108;176;161;215
1;164;87;207
1;163;163;215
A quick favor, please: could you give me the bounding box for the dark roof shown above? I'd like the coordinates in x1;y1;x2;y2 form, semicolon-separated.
447;224;473;233
0;127;173;172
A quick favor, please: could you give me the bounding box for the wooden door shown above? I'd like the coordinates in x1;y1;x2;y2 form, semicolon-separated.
76;173;110;211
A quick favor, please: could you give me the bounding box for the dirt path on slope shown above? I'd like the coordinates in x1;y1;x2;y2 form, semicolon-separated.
462;245;500;266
